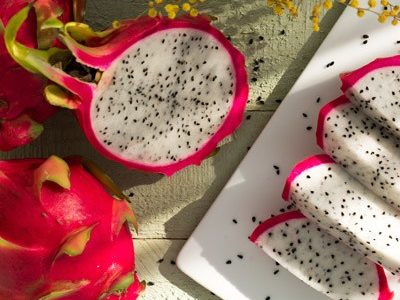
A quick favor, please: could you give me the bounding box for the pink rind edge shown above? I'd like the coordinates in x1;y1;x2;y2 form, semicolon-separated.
377;265;394;300
249;210;305;242
340;55;400;93
316;95;350;149
281;154;335;201
76;16;249;176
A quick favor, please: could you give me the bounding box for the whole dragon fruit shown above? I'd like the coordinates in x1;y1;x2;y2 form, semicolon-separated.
0;0;85;151
0;155;143;299
316;95;400;210
283;154;400;276
250;210;394;300
340;55;400;137
5;6;248;175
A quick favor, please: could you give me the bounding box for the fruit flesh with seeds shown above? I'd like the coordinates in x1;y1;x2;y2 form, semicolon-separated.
283;154;400;275
0;0;85;151
5;8;248;175
340;55;400;137
0;156;142;299
316;95;400;210
250;210;393;300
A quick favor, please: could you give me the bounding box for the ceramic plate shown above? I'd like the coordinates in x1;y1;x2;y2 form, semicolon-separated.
177;2;400;299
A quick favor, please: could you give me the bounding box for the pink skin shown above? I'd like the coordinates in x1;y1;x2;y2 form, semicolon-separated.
0;0;74;150
282;154;335;201
340;55;400;93
315;95;350;149
250;211;393;300
0;115;43;151
57;16;249;175
104;274;144;300
0;157;140;299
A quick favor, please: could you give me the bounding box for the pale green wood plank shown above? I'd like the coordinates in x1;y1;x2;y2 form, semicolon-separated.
135;239;218;300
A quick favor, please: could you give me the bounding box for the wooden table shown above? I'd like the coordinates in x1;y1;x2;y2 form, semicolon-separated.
2;1;344;299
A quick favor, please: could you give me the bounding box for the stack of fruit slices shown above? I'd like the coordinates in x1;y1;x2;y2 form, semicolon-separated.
251;56;400;300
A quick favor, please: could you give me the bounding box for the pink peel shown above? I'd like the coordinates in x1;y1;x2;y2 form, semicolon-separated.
316;95;350;149
0;114;43;151
0;156;141;299
282;154;335;201
340;55;400;93
249;210;305;242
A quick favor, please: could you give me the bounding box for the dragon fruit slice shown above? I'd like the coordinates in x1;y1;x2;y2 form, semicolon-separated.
340;55;400;137
0;0;84;151
250;210;393;300
283;154;400;275
0;156;143;299
316;95;400;210
5;6;248;175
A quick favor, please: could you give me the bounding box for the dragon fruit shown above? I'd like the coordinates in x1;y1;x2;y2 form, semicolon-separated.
316;95;400;210
0;0;84;151
283;154;400;275
5;6;248;175
341;55;400;137
250;210;393;300
0;155;143;299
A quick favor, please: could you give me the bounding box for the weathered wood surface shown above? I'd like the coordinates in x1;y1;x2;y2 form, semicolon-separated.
0;1;345;298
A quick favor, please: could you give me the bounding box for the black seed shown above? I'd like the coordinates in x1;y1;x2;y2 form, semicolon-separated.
147;282;155;286
362;40;368;45
273;269;279;275
306;126;313;131
252;216;256;222
280;30;285;35
246;115;251;120
362;34;369;39
232;219;238;224
226;260;232;265
157;259;164;263
237;254;244;259
316;97;321;103
326;61;335;68
170;260;176;265
249;38;254;45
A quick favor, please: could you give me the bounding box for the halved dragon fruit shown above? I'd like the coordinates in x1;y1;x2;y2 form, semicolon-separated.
5;6;248;175
316;95;400;210
0;0;85;151
250;210;393;300
340;55;400;137
0;155;143;299
283;154;400;275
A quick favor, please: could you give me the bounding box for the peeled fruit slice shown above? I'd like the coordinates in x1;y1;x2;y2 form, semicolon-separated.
341;55;400;137
317;95;400;210
283;154;400;275
251;211;393;300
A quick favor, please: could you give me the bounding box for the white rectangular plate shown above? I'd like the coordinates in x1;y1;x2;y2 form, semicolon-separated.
177;2;400;299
